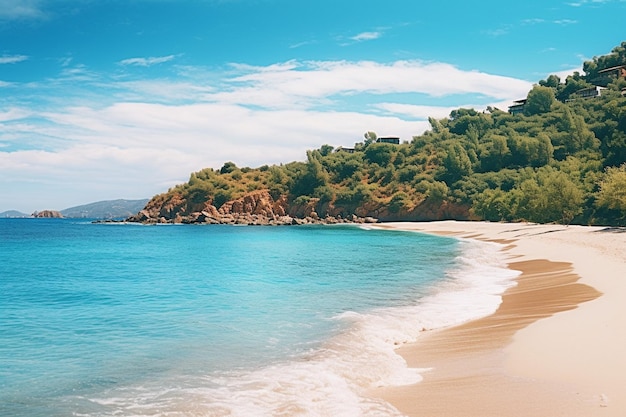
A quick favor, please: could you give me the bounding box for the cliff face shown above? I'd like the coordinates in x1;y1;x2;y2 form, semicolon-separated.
128;190;300;225
127;189;470;225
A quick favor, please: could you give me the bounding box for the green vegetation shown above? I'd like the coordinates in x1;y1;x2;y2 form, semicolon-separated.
149;42;626;226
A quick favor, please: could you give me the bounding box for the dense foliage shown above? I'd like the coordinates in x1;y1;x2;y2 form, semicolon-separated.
153;42;626;226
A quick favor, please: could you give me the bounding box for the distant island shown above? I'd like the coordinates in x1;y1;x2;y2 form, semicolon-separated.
33;210;64;218
1;199;149;220
0;210;30;218
60;199;150;219
126;42;626;227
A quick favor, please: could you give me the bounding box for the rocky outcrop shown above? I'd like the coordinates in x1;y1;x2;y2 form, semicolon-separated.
126;189;379;225
125;187;472;226
219;190;288;218
32;210;64;218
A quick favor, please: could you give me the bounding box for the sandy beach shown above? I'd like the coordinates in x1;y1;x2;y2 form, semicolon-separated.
371;221;626;417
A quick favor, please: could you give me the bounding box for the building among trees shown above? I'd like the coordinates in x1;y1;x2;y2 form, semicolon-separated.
376;137;400;144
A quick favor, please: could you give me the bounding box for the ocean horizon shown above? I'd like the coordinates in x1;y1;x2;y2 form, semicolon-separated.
0;219;518;416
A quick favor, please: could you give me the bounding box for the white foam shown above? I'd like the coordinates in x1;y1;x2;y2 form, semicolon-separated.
85;236;519;417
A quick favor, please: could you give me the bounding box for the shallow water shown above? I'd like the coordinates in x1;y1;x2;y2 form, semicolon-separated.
0;219;517;416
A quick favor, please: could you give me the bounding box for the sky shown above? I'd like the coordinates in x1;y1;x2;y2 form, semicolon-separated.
0;0;624;213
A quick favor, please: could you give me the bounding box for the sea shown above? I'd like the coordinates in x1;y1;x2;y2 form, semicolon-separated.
0;219;519;417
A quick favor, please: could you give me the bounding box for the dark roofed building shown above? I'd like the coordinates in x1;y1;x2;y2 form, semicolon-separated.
591;65;626;87
376;137;400;145
598;65;626;78
336;146;355;153
573;86;606;99
508;99;526;115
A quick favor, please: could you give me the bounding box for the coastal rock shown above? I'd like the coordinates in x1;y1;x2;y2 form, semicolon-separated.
32;210;64;218
219;190;287;218
126;189;379;226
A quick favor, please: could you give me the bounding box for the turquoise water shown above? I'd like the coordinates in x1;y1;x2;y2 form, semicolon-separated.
0;219;517;417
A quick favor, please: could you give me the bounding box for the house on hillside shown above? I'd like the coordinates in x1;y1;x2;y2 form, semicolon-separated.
508;99;526;115
336;146;355;153
590;65;626;87
572;85;606;99
376;136;400;145
598;65;626;79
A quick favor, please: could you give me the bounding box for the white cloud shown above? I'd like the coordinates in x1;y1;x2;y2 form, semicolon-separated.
0;0;44;20
217;60;532;109
0;108;32;122
350;31;382;42
553;19;578;25
289;40;317;49
119;55;177;67
114;80;215;102
374;103;471;120
522;18;545;25
567;0;621;5
0;102;428;210
58;64;99;82
485;27;511;37
552;66;583;80
0;54;28;64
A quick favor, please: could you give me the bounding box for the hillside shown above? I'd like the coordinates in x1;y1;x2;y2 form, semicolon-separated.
62;199;150;219
129;42;626;227
0;210;29;218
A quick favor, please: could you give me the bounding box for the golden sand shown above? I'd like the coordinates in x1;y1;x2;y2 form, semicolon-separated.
371;222;625;416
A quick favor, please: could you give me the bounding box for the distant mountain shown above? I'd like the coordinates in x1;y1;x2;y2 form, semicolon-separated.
0;210;30;218
61;199;149;219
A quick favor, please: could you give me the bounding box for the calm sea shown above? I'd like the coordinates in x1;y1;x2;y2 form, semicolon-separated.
0;219;517;417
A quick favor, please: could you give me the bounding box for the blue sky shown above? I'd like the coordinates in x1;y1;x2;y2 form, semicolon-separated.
1;0;624;212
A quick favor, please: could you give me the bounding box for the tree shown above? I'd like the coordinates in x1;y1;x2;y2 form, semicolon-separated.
472;188;512;221
428;117;444;134
524;86;556;116
319;144;334;156
556;73;593;102
439;143;472;183
427;181;449;202
512;171;583;224
539;74;561;89
289;151;329;197
542;171;584;224
213;189;232;209
389;192;410;213
596;164;626;212
364;142;395;166
364;131;377;146
478;134;510;171
220;161;238;174
583;41;626;86
187;181;215;207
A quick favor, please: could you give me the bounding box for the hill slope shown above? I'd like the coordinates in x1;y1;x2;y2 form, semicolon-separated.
129;42;626;226
0;210;29;218
62;199;150;219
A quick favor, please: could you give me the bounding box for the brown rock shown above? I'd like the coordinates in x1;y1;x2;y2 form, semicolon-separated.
33;210;63;218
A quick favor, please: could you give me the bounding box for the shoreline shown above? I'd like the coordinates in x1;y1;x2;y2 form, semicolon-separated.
371;221;626;416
